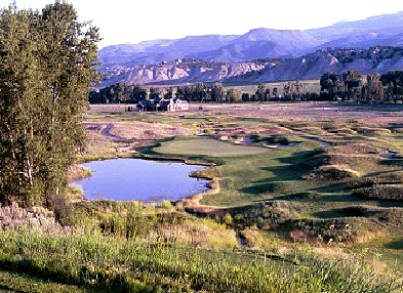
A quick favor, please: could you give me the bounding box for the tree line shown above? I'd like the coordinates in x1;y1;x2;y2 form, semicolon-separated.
319;70;403;103
89;82;243;103
0;2;99;207
91;70;403;105
90;82;320;104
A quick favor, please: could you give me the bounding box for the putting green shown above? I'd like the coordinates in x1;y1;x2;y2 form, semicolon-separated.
155;138;269;157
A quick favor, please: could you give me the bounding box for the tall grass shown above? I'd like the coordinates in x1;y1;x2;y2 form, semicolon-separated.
0;229;400;292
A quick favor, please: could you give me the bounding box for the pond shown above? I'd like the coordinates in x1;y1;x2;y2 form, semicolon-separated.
72;159;210;201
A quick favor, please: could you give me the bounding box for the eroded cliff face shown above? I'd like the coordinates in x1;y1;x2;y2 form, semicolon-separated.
241;47;403;82
228;47;403;83
100;59;270;86
99;47;403;86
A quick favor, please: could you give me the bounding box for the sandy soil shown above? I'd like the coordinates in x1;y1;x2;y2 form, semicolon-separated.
84;122;194;143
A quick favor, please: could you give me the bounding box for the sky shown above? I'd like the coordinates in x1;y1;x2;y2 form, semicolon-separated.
5;0;403;48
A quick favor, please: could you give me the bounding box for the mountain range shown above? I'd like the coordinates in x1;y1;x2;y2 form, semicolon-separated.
97;11;403;85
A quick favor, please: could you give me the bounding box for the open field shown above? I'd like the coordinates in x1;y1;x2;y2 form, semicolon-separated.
223;79;321;95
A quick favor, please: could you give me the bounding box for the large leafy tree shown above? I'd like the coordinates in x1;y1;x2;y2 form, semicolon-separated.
0;2;100;207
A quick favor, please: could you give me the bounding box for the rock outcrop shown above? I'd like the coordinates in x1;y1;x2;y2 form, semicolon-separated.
98;47;403;86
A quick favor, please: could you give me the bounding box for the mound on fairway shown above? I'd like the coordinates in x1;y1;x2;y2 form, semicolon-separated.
155;138;269;157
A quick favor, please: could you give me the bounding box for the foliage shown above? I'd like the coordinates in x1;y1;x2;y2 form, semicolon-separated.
161;200;173;210
90;83;147;104
0;2;100;207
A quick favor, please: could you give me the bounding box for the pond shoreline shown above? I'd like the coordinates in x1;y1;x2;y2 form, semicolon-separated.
129;150;220;208
71;156;215;203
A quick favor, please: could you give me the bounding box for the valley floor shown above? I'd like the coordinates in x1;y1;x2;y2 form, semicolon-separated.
2;101;403;292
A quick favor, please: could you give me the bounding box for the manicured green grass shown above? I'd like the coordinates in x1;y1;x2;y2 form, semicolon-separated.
155;137;270;157
198;140;320;206
149;135;331;207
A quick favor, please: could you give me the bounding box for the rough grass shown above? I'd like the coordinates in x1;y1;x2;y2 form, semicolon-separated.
354;185;403;201
0;229;400;293
58;201;239;249
0;270;94;293
351;237;403;274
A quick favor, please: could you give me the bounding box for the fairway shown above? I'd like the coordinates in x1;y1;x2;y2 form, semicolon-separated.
155;138;269;157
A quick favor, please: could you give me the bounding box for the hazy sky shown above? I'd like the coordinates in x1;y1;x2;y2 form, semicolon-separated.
5;0;403;48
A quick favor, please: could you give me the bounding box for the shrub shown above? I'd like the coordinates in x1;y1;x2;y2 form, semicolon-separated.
161;200;173;210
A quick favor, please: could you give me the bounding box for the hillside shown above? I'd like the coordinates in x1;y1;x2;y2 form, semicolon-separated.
99;47;403;86
307;11;403;42
98;29;318;67
98;35;239;66
99;59;272;86
228;47;403;83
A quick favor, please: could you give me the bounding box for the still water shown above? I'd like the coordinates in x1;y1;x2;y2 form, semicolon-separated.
72;159;209;201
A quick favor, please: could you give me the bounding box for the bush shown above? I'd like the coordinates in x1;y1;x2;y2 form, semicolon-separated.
161;200;173;210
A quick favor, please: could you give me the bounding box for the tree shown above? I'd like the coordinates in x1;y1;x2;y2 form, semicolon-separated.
381;71;403;103
291;80;302;101
272;87;278;98
226;89;242;103
320;73;338;100
0;4;41;205
195;82;206;102
211;83;224;102
283;83;291;100
0;2;100;207
345;71;362;101
255;83;266;101
265;88;271;100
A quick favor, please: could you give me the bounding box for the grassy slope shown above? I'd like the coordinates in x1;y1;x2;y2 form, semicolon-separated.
201;140;320;206
0;230;399;293
350;237;403;271
0;271;93;293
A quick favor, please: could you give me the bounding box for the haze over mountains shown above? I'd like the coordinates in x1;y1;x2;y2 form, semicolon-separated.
98;11;403;85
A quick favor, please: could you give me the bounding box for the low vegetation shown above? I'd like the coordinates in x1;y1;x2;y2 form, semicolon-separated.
0;202;401;292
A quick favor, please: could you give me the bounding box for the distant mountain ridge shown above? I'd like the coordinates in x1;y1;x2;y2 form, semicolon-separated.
307;11;403;42
97;47;403;86
98;29;318;67
98;11;403;85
